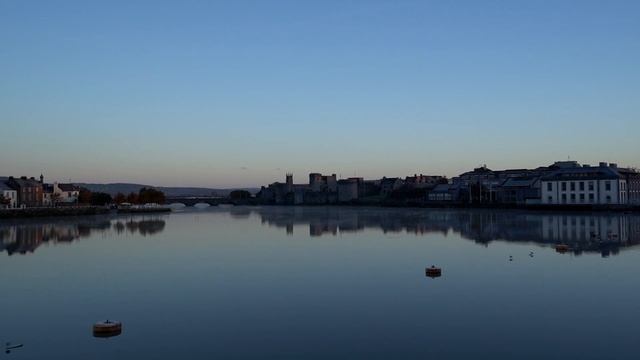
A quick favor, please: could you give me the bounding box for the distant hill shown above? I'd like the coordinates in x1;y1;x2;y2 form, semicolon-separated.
75;183;259;197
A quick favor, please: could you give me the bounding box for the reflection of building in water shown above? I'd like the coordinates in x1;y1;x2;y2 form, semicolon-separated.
255;207;640;257
0;216;166;256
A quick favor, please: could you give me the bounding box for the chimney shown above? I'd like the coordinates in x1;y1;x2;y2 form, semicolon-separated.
583;164;590;168
610;163;618;168
599;162;608;168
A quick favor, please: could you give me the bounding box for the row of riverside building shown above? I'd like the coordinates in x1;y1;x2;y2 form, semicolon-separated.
0;175;80;209
257;161;640;207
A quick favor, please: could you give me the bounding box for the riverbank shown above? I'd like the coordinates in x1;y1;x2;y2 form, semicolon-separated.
258;201;640;212
117;207;172;214
0;206;111;219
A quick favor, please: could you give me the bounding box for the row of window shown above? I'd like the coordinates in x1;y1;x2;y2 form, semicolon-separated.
547;181;614;192
551;193;612;203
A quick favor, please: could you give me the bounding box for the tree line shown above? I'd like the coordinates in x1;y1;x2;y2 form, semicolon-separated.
78;187;166;206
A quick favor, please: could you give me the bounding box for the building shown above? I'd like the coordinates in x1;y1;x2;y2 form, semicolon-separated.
380;177;404;196
309;173;337;192
427;183;459;202
541;162;628;205
6;176;43;208
53;183;80;203
496;177;541;205
258;173;338;205
42;184;54;207
617;167;640;205
337;178;359;202
404;174;446;189
0;178;18;209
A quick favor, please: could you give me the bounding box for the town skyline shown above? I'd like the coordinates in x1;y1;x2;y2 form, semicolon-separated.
1;156;639;189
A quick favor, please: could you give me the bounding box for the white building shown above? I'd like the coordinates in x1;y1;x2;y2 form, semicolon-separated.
541;163;628;205
53;183;80;203
0;180;18;209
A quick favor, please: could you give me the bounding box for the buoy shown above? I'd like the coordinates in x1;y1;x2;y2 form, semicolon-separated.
93;320;122;338
425;265;442;278
555;244;569;253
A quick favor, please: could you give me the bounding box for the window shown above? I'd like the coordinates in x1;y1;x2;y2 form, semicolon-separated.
579;194;585;203
605;181;611;191
562;194;567;203
589;181;594;191
571;194;576;202
547;183;552;191
580;182;585;191
548;196;552;203
562;182;567;191
606;195;611;203
589;193;594;201
571;182;576;191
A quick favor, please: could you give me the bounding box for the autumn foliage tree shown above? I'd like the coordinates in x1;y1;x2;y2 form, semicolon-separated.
0;194;10;207
138;187;166;204
78;187;92;204
126;192;139;204
114;193;126;204
91;192;112;206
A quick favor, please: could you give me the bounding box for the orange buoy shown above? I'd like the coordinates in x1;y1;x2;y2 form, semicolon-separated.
93;320;122;338
425;265;442;278
555;244;569;253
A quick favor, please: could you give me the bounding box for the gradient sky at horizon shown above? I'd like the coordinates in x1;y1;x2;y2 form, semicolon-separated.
1;0;639;188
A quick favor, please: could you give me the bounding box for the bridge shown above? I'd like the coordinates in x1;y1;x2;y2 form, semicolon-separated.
165;197;233;207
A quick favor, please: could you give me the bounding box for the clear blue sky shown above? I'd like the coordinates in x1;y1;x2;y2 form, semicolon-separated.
1;0;638;187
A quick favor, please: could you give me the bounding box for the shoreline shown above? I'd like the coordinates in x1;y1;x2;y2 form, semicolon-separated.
0;206;111;219
2;202;638;220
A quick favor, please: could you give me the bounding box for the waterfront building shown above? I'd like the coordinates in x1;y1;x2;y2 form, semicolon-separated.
258;173;338;205
309;173;337;192
42;184;54;207
6;176;44;208
379;177;404;196
427;183;459;202
0;178;18;209
541;162;628;205
337;178;359;202
53;183;80;203
404;174;446;189
496;177;541;205
617;167;640;205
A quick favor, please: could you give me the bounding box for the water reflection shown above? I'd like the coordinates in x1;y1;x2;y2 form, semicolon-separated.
2;207;639;258
0;216;166;256
253;207;640;257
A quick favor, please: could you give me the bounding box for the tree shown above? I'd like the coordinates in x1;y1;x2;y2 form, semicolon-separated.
126;192;139;204
78;187;92;205
114;193;126;204
91;192;112;206
229;190;252;200
0;194;9;208
138;187;166;204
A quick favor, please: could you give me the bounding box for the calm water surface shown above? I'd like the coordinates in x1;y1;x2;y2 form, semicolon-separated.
1;206;640;359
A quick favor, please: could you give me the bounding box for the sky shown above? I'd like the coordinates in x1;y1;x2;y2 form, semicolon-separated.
1;0;639;188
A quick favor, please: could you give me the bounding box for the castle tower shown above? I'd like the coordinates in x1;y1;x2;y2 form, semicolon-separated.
40;173;44;184
285;173;293;192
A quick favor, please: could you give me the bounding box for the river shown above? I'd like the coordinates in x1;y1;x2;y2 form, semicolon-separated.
2;206;639;359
